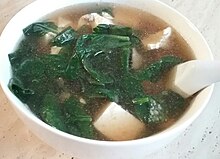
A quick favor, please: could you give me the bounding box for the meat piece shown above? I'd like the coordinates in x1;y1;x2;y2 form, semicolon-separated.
78;13;114;29
142;27;172;50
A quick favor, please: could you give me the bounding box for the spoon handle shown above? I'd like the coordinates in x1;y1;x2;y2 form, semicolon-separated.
167;60;220;98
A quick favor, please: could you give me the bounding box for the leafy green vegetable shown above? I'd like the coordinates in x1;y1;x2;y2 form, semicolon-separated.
82;56;114;85
76;34;132;59
120;48;132;73
15;54;67;81
133;90;185;124
133;95;164;123
155;90;185;118
15;58;46;82
41;94;67;131
93;24;133;36
65;54;81;80
9;18;189;140
86;87;119;103
8;37;41;73
23;22;59;36
58;44;75;57
40;54;68;78
146;98;168;124
8;78;35;102
120;75;143;98
63;97;94;139
8;53;21;72
75;33;132;85
136;55;183;82
82;48;120;84
93;24;142;47
51;26;78;46
9;57;59;115
12;55;68;97
130;35;142;47
12;54;67;84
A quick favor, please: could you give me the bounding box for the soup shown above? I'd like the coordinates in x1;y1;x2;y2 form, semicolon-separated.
8;3;194;141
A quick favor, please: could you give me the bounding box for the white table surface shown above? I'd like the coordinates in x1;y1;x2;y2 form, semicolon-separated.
0;0;220;159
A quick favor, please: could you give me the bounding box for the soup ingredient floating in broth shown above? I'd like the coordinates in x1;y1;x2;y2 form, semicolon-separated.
78;12;113;29
94;102;147;141
8;7;191;141
142;27;172;50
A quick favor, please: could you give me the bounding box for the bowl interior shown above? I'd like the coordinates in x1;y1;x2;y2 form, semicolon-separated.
0;0;214;145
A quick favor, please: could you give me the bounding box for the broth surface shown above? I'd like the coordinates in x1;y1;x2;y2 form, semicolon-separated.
9;3;194;140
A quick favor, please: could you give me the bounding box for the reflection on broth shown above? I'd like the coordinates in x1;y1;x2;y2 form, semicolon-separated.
8;3;194;141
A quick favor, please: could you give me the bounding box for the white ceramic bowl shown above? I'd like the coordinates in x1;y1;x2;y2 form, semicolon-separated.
0;0;213;159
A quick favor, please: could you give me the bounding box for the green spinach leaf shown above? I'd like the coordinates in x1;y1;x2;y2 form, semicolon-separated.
63;97;94;139
65;54;81;80
133;95;169;124
15;58;46;82
86;87;119;103
23;22;59;36
115;74;144;111
82;56;114;85
40;54;68;78
41;94;67;131
51;26;78;46
133;90;185;124
93;24;133;36
120;48;132;73
93;24;142;47
8;37;41;73
59;44;75;58
76;34;131;59
136;55;183;82
75;34;132;85
8;78;35;102
156;90;185;118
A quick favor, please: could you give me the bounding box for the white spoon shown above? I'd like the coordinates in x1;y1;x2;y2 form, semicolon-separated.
167;60;220;98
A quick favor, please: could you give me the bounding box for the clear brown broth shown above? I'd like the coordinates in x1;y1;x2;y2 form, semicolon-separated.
21;3;195;140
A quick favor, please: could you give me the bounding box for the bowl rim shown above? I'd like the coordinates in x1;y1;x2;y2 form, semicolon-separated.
0;0;214;147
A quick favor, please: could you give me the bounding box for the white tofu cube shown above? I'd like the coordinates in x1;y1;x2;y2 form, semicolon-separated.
132;48;143;70
50;46;62;54
93;102;147;141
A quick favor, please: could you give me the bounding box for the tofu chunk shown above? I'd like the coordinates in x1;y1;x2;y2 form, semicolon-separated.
93;102;147;141
132;48;143;70
50;46;62;54
78;13;114;29
142;27;172;50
